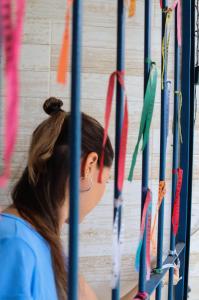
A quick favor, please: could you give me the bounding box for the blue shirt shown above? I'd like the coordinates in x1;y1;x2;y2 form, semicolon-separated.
0;213;58;300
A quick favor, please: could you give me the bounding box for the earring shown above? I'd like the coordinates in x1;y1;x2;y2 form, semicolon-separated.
80;176;93;193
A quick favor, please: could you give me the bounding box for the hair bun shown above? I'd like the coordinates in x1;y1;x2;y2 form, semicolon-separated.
43;97;63;116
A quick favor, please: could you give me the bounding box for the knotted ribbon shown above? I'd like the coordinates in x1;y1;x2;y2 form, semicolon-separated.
98;71;129;192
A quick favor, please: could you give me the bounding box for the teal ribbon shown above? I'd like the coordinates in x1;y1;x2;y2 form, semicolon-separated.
128;62;158;181
135;200;152;273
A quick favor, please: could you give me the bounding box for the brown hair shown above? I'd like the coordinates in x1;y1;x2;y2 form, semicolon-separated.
12;97;114;299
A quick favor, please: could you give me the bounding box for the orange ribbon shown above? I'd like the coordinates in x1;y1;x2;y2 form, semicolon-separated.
151;181;166;255
128;0;136;17
57;0;73;84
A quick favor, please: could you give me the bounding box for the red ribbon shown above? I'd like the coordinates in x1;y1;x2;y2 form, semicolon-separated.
98;71;128;192
134;292;148;300
172;168;183;236
0;0;26;187
160;0;162;8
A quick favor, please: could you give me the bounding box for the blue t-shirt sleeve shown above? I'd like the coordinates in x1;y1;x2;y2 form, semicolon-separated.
0;237;35;300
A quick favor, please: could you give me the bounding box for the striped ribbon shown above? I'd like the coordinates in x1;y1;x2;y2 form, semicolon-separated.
0;0;26;187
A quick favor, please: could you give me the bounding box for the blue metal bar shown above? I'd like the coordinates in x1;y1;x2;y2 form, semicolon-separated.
112;0;125;299
175;0;192;299
156;1;168;299
168;6;181;300
183;1;195;298
145;243;185;296
68;0;82;299
138;0;152;293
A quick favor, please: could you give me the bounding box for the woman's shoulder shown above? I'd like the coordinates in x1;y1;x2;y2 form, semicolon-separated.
0;213;49;253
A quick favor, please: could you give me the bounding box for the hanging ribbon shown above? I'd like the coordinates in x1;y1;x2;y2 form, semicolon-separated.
146;200;152;280
174;0;182;47
151;181;166;256
172;168;183;236
112;196;124;288
165;80;171;139
175;91;183;144
161;10;172;90
128;62;158;181
134;292;149;300
0;0;26;187
135;189;152;281
128;0;136;17
57;0;73;84
99;71;128;288
98;71;129;192
161;0;182;89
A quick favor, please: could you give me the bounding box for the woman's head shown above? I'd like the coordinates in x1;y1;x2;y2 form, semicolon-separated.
12;97;114;299
26;97;113;225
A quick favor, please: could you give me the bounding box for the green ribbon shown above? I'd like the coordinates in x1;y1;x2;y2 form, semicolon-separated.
128;62;158;181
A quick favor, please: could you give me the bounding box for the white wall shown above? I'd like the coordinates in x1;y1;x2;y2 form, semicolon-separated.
0;0;198;299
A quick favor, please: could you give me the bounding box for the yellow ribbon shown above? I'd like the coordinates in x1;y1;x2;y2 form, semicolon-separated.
161;9;172;90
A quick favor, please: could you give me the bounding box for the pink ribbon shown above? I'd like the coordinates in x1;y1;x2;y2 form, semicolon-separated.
0;0;26;187
172;0;182;47
134;292;148;300
172;168;183;236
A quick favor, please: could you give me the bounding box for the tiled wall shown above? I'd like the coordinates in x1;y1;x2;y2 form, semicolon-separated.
0;0;198;299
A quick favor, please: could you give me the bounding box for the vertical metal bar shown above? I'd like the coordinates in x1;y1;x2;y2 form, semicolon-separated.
68;0;82;299
112;0;125;299
138;0;152;293
175;0;192;299
183;0;195;298
155;0;168;299
168;7;181;300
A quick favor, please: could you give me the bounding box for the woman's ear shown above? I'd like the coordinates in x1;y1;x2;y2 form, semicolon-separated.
81;152;98;177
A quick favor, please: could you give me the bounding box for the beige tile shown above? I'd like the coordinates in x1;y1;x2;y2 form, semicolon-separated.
20;44;51;71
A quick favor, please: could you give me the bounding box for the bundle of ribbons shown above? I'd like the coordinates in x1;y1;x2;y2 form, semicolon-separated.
0;0;26;187
98;70;129;288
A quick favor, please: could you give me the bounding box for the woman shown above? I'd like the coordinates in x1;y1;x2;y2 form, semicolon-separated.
0;97;179;300
0;97;138;300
